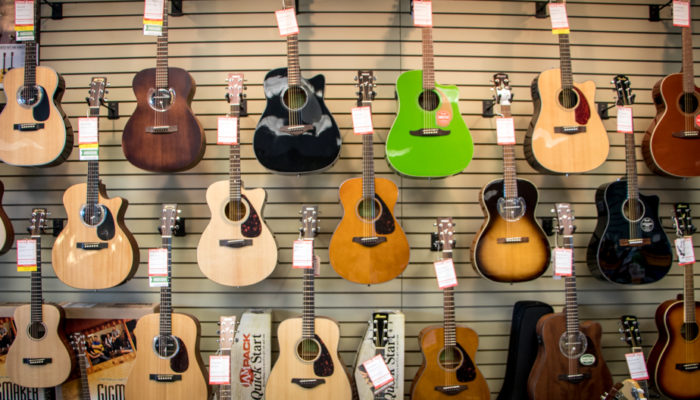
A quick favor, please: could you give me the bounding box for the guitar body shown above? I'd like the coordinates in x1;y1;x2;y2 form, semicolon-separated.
265;317;352;399
647;299;700;399
197;180;277;286
524;68;609;174
0;181;14;254
410;325;489;400
6;304;72;388
642;73;700;177
587;179;672;284
471;178;550;283
329;177;409;284
253;67;341;174
122;67;205;172
528;312;612;399
125;312;208;400
386;70;473;178
0;66;73;167
52;182;139;289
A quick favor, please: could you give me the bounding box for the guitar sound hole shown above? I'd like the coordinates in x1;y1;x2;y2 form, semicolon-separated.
418;90;439;112
296;338;320;362
80;204;106;227
678;93;699;114
283;86;308;112
621;198;645;223
148;87;175;112
152;335;180;359
16;85;41;108
224;200;247;222
27;322;46;340
558;88;579;109
558;331;588;359
497;197;526;222
356;197;381;221
438;346;464;371
681;322;699;341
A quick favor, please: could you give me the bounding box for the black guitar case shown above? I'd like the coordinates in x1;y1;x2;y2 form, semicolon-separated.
497;300;553;400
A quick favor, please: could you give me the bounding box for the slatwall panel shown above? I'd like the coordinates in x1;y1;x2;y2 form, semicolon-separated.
0;0;698;398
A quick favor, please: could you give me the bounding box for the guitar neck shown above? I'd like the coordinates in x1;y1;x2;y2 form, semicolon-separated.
563;235;580;336
442;247;456;348
85;106;101;217
155;0;169;90
77;352;91;400
683;254;696;324
219;348;232;400
302;265;315;338
160;235;173;336
623;130;639;202
361;98;375;200
500;103;519;199
682;13;695;93
23;41;37;87
30;234;43;324
421;27;435;90
558;33;574;90
229;103;242;202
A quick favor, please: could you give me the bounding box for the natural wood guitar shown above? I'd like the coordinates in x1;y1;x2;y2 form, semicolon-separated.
0;180;14;255
616;316;651;399
121;0;205;172
528;204;612;399
411;218;489;400
472;73;550;283
647;203;700;399
330;71;409;284
197;73;277;287
265;206;352;399
52;77;139;289
524;0;608;174
125;204;208;400
6;208;73;388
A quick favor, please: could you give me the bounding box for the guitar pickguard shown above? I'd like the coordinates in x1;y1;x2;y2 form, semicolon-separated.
241;195;262;238
170;337;189;373
96;206;116;241
313;334;334;377
374;195;395;235
455;343;477;382
32;86;50;122
573;87;590;125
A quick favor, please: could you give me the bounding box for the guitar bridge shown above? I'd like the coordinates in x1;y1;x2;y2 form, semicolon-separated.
281;124;314;135
557;373;590;383
146;126;178;134
77;242;108;250
149;374;182;382
219;239;253;248
291;378;325;388
352;236;387;247
410;128;450;137
13;123;45;131
554;126;586;134
672;130;700;139
497;237;529;244
676;362;700;371
434;385;468;395
22;358;52;365
619;238;651;247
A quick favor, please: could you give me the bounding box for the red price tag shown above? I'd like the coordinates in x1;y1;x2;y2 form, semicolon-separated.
16;239;37;272
496;117;516;145
293;239;314;269
673;0;691;27
352;106;374;135
625;352;649;380
143;0;164;36
217;116;238;145
433;258;458;289
413;1;433;27
148;248;168;287
548;3;570;34
616;106;634;134
209;355;231;385
553;248;573;276
14;0;34;41
361;354;394;389
276;8;299;36
675;237;695;265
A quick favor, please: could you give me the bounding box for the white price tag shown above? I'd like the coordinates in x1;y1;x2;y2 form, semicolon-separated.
209;355;231;385
625;352;649;381
293;239;314;269
276;8;299;37
14;1;34;41
675;237;695;265
143;0;164;36
79;117;98;144
148;248;168;287
553;248;573;276
413;1;433;27
433;258;458;289
16;239;37;272
548;3;570;34
496;117;516;145
217;116;239;145
352;106;374;135
362;354;394;389
616;106;634;134
673;0;691;27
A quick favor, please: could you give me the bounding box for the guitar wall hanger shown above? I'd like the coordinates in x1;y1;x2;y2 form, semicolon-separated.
42;0;63;20
534;1;548;19
649;0;672;22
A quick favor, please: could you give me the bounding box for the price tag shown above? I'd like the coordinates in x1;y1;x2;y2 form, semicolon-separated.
548;3;570;34
143;0;164;36
616;106;634;134
625;352;649;381
433;258;458;289
148;248;168;287
553;248;573;276
16;239;37;272
412;1;433;27
675;237;695;265
78;117;99;161
275;8;299;37
496;117;516;145
14;0;34;41
208;355;231;385
362;354;394;389
217;116;238;145
292;239;314;269
673;0;691;27
352;106;374;135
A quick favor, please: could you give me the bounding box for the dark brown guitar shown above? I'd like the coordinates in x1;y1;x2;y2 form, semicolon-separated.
0;180;14;255
528;203;612;399
121;0;205;172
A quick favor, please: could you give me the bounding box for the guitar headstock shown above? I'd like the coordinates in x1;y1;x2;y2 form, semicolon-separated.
300;205;319;240
436;217;455;254
218;316;236;351
69;332;87;356
355;70;376;106
612;75;635;106
160;204;179;238
555;203;575;236
493;73;512;106
87;77;107;109
673;203;695;238
29;208;48;237
619;315;642;349
226;73;245;110
371;312;389;349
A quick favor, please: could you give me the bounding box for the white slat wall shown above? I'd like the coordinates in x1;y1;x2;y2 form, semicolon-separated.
0;1;699;398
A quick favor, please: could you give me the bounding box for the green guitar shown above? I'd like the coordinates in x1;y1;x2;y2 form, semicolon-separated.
386;18;473;178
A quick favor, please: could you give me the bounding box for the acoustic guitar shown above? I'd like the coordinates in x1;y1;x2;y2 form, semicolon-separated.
215;316;235;400
0;180;14;255
329;70;409;284
587;75;672;284
253;0;341;174
617;315;651;399
354;312;399;399
0;27;73;166
642;0;700;177
6;208;73;388
602;380;646;400
121;0;205;172
197;73;277;287
471;73;550;283
69;332;92;400
527;203;612;399
524;0;609;174
52;77;139;289
125;204;208;400
647;203;700;399
411;217;489;400
265;206;352;399
385;3;473;178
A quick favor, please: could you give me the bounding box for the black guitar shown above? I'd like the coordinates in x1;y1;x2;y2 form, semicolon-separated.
586;75;672;284
252;0;341;174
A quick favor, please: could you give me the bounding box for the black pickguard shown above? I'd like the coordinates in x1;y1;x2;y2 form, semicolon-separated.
586;179;672;284
253;68;341;174
455;343;477;382
32;87;50;122
313;334;334;377
96;206;116;241
374;195;395;235
240;195;262;238
170;337;189;373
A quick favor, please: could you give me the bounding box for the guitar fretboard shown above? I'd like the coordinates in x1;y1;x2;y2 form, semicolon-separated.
159;235;173;337
623;128;641;241
500;103;519;200
683;255;696;324
155;1;169;90
558;34;574;90
85;105;101;223
442;243;456;348
229;103;242;203
563;235;580;340
77;351;91;400
681;2;695;94
302;264;315;339
30;234;43;324
421;27;435;90
23;41;37;89
361;97;376;203
219;348;232;400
